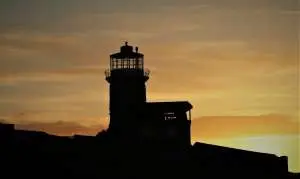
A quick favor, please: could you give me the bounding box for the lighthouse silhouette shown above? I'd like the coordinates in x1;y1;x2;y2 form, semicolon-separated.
105;41;149;136
105;42;192;148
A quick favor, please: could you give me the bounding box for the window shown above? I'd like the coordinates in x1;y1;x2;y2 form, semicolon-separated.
164;112;176;120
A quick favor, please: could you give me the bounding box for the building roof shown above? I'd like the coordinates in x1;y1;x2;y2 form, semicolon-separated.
110;52;144;59
192;142;279;158
144;101;193;113
110;42;144;59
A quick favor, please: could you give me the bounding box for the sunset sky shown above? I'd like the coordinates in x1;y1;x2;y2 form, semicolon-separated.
0;0;299;172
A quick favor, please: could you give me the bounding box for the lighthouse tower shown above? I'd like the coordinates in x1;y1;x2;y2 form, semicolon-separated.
105;42;150;136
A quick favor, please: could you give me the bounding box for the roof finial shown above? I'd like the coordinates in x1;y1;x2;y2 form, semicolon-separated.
125;41;128;46
135;46;138;52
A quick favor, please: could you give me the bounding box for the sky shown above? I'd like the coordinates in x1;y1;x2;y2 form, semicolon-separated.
0;0;299;172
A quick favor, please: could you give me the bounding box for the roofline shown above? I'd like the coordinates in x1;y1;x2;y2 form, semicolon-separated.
145;101;193;112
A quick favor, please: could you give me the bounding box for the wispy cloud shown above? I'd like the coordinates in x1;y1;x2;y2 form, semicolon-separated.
15;120;106;136
191;114;299;139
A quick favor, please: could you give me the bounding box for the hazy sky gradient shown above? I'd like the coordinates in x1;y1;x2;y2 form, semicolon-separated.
0;0;298;172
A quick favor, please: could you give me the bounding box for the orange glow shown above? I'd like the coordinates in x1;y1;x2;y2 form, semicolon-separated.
191;115;299;172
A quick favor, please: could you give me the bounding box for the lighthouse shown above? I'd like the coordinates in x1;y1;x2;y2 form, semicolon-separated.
105;42;192;148
105;42;150;136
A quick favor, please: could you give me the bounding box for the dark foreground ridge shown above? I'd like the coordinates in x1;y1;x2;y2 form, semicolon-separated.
0;123;294;179
0;42;297;179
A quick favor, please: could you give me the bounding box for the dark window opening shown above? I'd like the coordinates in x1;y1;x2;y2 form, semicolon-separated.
164;112;176;120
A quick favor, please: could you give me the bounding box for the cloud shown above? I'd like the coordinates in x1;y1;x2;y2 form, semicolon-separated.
280;10;300;15
0;33;82;58
191;114;299;140
0;34;91;80
0;65;106;84
14;120;106;136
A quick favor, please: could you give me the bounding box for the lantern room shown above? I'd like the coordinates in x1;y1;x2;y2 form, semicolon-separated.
110;41;144;70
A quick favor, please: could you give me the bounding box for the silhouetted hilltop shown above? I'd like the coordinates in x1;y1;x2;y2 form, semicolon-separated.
0;122;294;179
